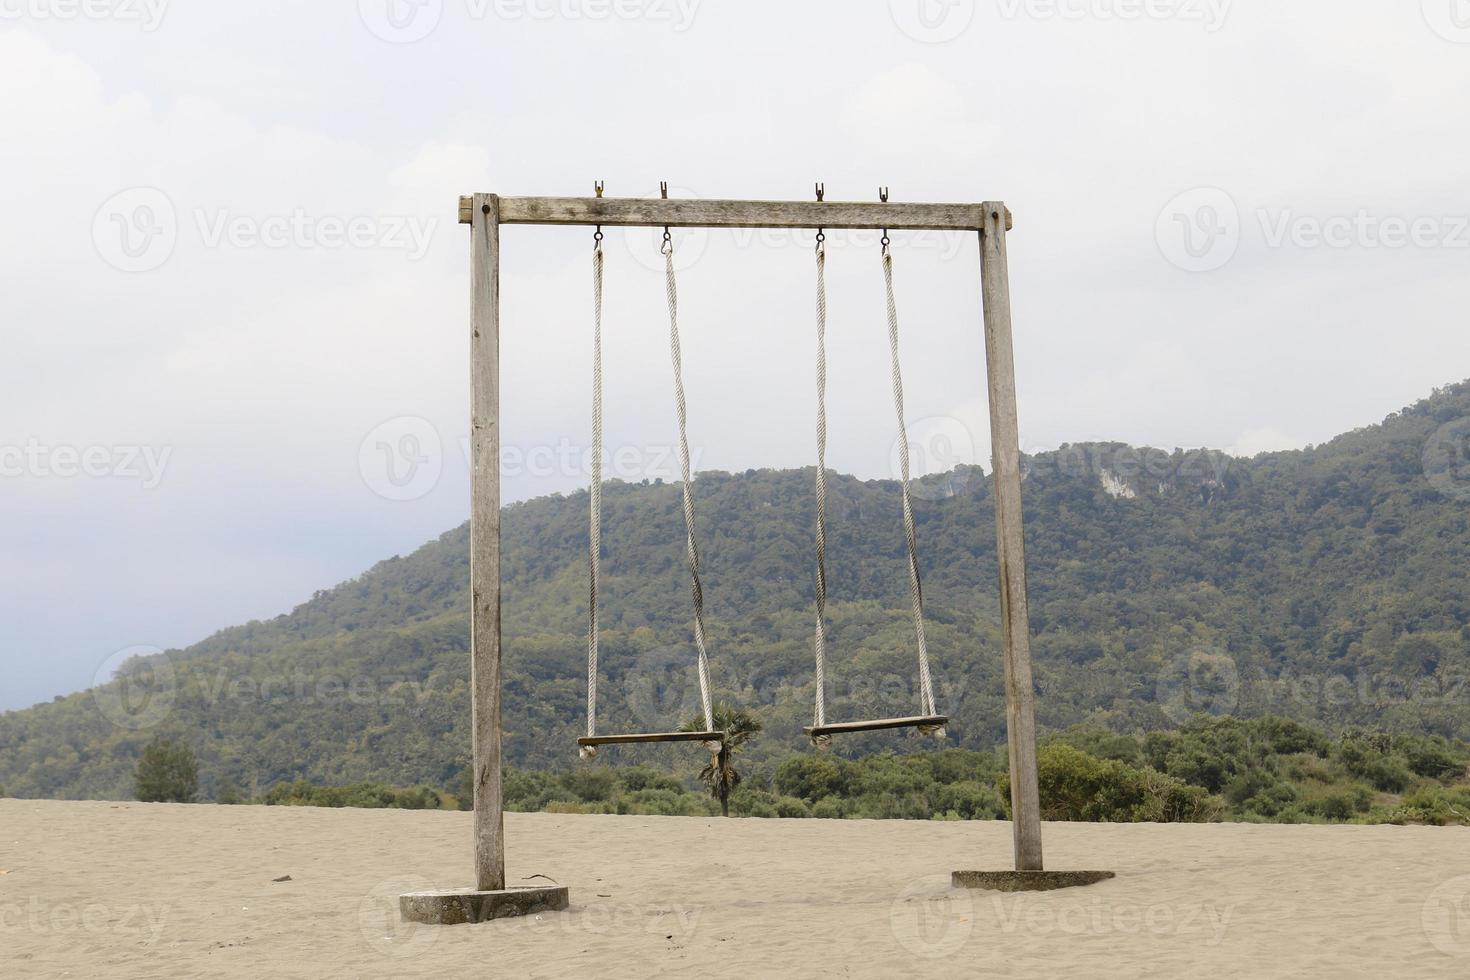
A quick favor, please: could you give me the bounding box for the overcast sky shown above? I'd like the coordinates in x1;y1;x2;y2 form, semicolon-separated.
2;1;1468;711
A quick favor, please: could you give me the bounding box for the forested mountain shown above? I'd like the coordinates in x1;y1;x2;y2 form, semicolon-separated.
4;381;1470;801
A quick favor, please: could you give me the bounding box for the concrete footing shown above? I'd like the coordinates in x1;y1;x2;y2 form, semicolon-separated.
952;870;1115;892
399;885;570;925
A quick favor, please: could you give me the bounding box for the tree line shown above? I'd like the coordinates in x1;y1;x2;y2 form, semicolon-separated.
125;713;1470;827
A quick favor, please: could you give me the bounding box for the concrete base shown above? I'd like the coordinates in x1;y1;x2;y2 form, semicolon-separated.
952;870;1115;892
400;885;570;925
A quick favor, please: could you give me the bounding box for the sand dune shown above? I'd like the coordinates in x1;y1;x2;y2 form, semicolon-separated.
2;799;1468;978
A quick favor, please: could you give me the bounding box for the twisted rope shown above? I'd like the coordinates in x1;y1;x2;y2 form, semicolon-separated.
663;237;716;732
813;239;829;728
883;248;938;719
586;239;603;746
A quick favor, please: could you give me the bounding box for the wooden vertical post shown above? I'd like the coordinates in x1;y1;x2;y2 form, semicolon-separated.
979;202;1044;873
470;193;505;892
399;197;571;921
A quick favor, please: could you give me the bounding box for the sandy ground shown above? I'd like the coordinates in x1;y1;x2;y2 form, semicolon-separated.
2;800;1469;979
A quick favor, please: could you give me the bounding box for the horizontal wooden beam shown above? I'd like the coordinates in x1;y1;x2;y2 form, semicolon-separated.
459;195;1011;232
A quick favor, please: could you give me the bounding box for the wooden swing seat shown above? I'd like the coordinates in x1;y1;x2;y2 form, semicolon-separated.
803;715;948;739
577;730;725;747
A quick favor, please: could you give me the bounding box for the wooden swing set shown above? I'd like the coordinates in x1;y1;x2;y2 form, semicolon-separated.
398;187;1111;927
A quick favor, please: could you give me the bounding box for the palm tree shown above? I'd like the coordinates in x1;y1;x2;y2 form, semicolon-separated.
682;703;762;817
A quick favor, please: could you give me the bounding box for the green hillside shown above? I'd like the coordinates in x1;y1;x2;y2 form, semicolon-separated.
3;381;1470;801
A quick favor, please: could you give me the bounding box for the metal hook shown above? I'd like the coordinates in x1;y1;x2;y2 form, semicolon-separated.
593;182;605;247
659;181;670;243
880;187;891;253
815;182;826;249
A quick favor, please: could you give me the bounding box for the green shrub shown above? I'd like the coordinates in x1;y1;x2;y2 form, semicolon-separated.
544;800;613;815
617;766;684;794
1050;727;1144;766
620;789;710;816
845;755;932;799
1242;783;1297;817
558;768;618;803
1010;744;1221;823
1222;769;1271;807
1340;728;1393;754
334;785;398;808
811;797;847;819
1156;744;1229;793
134;739;198;804
1136;769;1223;823
1339;749;1413;793
1303;792;1360;821
855;792;933;820
1257;717;1331;757
932;781;1007;820
260;779;446;809
1035;744;1138;821
731;788;779;818
927;749;1004;785
774;796;811;818
393;786;442;810
1380;786;1470;825
1401;741;1465;781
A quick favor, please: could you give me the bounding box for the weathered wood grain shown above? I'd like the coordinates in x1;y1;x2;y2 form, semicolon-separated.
469;193;504;892
458;195;995;230
802;715;949;737
575;730;725;747
979;202;1044;873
